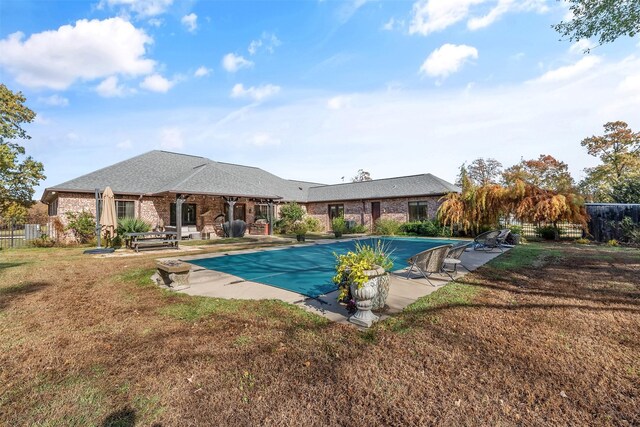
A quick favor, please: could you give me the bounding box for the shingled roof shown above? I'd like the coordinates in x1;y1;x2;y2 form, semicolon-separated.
42;150;459;202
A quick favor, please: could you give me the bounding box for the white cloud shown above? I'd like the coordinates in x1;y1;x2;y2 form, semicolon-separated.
618;73;640;92
409;0;484;35
230;83;281;101
410;0;549;35
96;76;129;97
159;127;184;150
38;94;69;107
251;133;281;147
194;66;211;77
247;32;281;55
382;18;396;31
140;74;174;92
327;96;352;110
569;39;596;54
531;56;601;83
116;139;133;149
181;13;198;32
98;0;173;17
420;43;478;78
0;18;155;90
222;53;254;72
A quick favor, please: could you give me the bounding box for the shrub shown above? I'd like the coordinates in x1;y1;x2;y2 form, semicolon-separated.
575;237;590;244
279;202;305;222
536;225;563;240
348;223;367;234
333;240;394;301
508;225;523;235
331;217;347;235
116;217;151;236
303;216;322;232
373;218;402;236
110;235;123;249
292;221;308;235
606;239;619;247
618;216;640;244
400;220;443;237
65;211;96;244
31;234;55;248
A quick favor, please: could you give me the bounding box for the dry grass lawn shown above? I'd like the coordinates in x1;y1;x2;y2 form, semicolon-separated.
0;242;638;426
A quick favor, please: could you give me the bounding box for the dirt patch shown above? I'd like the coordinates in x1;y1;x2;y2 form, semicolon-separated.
0;243;638;425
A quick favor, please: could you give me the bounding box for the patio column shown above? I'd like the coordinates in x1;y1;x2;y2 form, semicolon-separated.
267;201;274;236
176;194;185;242
226;198;236;237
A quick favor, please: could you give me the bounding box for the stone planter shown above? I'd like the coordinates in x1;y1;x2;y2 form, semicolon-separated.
156;260;191;290
349;266;384;328
371;272;390;311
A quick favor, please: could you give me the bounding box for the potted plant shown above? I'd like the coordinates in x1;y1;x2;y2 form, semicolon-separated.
332;217;347;238
292;221;308;242
333;241;394;327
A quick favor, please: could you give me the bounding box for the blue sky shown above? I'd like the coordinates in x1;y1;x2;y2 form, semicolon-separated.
1;0;639;199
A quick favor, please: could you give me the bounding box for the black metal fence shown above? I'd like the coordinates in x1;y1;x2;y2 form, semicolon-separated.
500;220;585;239
586;203;640;242
0;221;50;249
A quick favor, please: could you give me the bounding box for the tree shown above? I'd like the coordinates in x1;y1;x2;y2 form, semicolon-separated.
553;0;640;50
503;155;575;193
351;169;372;182
611;177;640;203
579;121;640;202
465;158;503;186
0;84;45;215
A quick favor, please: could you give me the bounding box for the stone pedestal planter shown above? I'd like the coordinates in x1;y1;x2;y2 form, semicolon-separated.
371;272;390;311
156;260;191;290
349;266;384;328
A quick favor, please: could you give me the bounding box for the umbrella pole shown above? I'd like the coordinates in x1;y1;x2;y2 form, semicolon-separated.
95;188;102;249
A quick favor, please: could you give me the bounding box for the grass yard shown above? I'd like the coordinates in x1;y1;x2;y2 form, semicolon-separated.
0;242;638;426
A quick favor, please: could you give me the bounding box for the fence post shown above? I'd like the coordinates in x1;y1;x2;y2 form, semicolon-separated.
10;219;14;248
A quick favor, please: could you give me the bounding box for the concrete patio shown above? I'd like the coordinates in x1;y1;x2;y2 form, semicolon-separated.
164;240;509;324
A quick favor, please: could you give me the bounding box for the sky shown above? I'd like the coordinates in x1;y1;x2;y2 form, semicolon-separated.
1;0;639;200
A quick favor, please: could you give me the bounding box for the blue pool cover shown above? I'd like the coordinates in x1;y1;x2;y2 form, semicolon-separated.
187;237;456;298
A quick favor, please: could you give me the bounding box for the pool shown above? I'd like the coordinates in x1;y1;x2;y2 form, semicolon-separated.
187;237;457;298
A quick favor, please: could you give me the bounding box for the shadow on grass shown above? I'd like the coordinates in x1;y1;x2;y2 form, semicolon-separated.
102;406;136;427
0;262;28;270
0;281;51;310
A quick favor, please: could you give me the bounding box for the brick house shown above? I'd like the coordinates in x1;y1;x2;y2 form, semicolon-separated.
40;150;459;239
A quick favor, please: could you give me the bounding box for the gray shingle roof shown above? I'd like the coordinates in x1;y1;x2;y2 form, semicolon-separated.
42;150;459;202
306;174;460;202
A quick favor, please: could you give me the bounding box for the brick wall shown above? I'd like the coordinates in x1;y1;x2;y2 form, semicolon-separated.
306;196;443;231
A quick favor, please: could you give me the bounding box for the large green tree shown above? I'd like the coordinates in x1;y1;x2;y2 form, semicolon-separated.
461;158;503;187
553;0;640;50
579;121;640;202
0;84;45;216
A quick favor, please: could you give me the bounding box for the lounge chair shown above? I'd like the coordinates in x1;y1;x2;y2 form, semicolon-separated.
443;242;472;274
473;229;509;252
405;244;453;286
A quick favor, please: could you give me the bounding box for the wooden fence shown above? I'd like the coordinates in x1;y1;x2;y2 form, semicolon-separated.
585;203;640;242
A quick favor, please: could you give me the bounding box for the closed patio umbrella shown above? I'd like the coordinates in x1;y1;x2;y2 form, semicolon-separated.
100;186;117;239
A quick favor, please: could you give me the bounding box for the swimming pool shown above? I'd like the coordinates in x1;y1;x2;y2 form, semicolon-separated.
187;237;456;298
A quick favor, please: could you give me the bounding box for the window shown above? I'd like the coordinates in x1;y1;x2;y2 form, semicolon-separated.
170;203;197;226
328;204;344;220
408;201;430;221
116;200;135;219
255;204;269;220
48;198;58;216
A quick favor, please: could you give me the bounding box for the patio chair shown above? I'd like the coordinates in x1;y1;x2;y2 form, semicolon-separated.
405;244;453;286
473;230;508;252
443;242;472;274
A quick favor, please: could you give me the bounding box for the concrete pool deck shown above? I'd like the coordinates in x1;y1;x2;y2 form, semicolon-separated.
162;240;509;324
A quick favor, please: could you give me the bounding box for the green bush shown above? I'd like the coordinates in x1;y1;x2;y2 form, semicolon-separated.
65;211;96;244
348;223;367;233
31;234;56;248
400;220;443;237
279;202;305;222
292;221;308;235
618;216;640;244
536;225;563;240
116;217;151;236
331;217;347;235
606;239;619;247
508;225;523;235
303;216;322;232
373;218;402;236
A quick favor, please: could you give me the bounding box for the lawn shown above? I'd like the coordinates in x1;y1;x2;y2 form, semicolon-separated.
0;242;638;426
